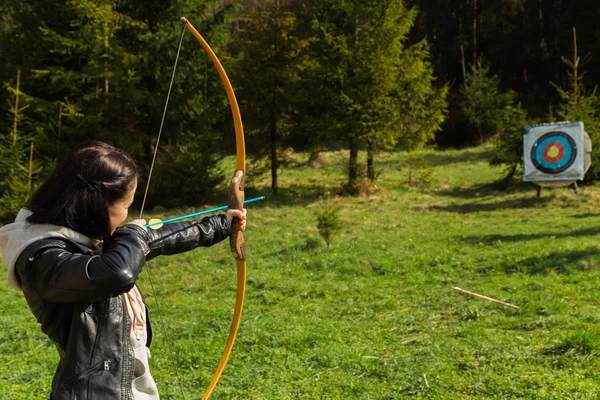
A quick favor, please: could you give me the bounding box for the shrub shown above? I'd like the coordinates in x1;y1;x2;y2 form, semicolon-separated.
316;200;342;248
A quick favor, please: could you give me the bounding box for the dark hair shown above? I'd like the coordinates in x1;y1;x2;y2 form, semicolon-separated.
26;141;139;238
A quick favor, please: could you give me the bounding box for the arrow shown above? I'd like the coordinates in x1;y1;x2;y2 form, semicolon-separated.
452;286;520;309
145;196;264;229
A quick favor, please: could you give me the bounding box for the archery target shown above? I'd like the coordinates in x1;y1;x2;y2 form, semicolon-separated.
523;122;585;182
530;132;576;174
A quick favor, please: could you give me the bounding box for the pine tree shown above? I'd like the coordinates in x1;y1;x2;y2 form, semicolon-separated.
232;0;314;192
552;27;600;182
306;0;447;193
489;102;528;186
126;0;236;206
460;62;515;144
0;0;148;156
0;71;44;222
0;0;235;207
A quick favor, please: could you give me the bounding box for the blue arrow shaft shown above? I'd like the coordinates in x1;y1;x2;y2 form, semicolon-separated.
145;196;264;228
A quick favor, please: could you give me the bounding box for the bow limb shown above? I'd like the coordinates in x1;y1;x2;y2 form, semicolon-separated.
181;18;247;400
181;18;245;170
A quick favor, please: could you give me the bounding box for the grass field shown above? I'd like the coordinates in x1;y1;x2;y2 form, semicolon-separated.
3;146;600;399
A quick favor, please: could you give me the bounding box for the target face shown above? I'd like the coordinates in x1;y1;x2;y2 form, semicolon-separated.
530;131;577;174
523;121;586;183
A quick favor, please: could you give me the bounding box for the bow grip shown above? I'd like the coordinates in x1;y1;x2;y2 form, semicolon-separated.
228;170;245;261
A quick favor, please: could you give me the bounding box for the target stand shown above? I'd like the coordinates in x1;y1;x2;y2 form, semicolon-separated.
522;121;592;196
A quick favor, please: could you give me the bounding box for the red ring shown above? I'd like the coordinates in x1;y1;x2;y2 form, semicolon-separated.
541;141;565;163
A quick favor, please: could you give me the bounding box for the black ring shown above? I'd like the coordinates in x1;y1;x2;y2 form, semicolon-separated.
530;131;577;174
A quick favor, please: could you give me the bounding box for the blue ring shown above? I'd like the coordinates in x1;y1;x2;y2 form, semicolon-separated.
530;131;577;174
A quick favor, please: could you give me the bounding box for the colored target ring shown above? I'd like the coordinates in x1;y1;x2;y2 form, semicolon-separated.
531;131;577;174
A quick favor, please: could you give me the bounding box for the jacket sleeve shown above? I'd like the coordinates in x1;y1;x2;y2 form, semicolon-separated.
145;214;231;261
17;225;150;303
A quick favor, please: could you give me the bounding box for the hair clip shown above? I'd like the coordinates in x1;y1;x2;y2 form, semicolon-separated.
76;174;102;192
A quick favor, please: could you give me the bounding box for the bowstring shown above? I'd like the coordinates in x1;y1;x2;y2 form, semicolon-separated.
139;22;188;400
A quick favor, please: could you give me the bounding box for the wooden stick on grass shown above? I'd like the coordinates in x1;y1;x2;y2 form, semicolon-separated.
452;286;520;309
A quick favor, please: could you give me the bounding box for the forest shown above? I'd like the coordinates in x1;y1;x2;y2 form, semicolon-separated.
0;0;598;220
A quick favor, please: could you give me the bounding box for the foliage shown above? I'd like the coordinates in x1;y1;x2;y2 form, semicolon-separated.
2;0;599;207
0;72;44;223
393;40;449;151
305;0;447;193
315;198;342;247
404;152;435;188
1;0;600;178
460;62;516;144
489;102;529;185
233;0;314;192
0;143;43;224
410;0;600;145
551;28;600;183
146;142;225;208
0;0;233;207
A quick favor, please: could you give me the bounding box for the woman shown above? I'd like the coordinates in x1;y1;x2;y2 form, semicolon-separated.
0;141;246;399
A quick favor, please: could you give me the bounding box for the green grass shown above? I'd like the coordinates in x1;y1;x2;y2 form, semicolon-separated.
3;146;600;399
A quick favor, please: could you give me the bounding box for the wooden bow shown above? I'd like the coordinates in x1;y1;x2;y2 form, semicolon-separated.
181;17;247;400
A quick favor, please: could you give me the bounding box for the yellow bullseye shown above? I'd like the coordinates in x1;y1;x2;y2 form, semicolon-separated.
546;145;560;158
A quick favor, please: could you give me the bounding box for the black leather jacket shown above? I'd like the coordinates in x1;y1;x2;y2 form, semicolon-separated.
14;216;231;400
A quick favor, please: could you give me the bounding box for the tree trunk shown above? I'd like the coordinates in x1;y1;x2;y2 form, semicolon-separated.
459;37;466;80
104;19;109;105
348;137;359;194
270;110;279;192
473;0;477;65
12;70;20;147
308;151;323;168
27;142;34;195
367;139;375;181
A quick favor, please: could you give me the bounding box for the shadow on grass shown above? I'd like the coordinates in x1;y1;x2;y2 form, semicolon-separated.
495;247;600;275
248;177;388;207
434;179;557;199
429;195;553;214
461;226;600;245
434;183;500;199
261;236;324;259
571;212;600;219
425;147;495;167
359;147;495;171
544;327;600;358
242;183;331;209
